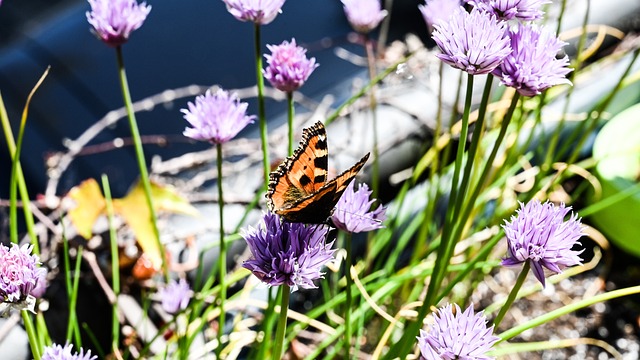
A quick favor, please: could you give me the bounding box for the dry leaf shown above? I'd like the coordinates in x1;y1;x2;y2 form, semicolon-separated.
67;178;106;239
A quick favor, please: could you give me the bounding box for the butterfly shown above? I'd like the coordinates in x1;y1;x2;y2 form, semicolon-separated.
266;121;370;224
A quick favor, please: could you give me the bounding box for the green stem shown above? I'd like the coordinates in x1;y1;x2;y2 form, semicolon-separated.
493;261;530;329
216;143;227;356
115;46;168;281
273;285;290;360
3;67;47;252
287;92;294;155
344;232;353;360
254;23;270;186
452;75;494;224
447;93;521;275
388;73;474;360
429;73;475;306
101;175;120;353
431;61;444;175
67;246;84;346
440;76;494;293
23;311;41;360
498;285;640;342
365;36;380;199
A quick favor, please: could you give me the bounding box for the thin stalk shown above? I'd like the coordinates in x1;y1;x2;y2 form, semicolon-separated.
440;76;495;290
115;46;167;280
429;73;475;305
4;67;49;251
498;285;640;342
287;92;294;155
67;246;84;346
493;262;530;329
216;143;227;357
432;61;445;175
455;93;520;237
440;71;465;173
101;175;120;353
376;0;393;56
273;285;291;360
389;74;475;360
23;311;41;360
452;75;494;223
344;232;354;360
254;23;270;186
365;36;380;199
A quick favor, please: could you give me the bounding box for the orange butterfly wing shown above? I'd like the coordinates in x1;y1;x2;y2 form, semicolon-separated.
266;121;370;224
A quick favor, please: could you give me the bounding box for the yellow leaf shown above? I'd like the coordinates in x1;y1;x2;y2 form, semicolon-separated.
113;181;198;269
67;179;106;239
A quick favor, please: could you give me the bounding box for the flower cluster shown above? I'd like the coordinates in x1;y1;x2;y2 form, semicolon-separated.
41;343;97;360
0;243;47;304
242;213;335;292
158;278;191;315
419;0;462;30
502;200;584;286
222;0;286;25
182;89;255;144
467;0;549;21
331;182;386;233
342;0;387;34
417;303;499;360
493;24;572;96
86;0;151;47
264;38;319;93
432;7;511;75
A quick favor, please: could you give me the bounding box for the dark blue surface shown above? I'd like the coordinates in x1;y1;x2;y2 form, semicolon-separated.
0;0;368;198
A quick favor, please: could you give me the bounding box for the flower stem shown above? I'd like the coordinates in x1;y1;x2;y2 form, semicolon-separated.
390;74;475;360
344;232;354;360
115;46;167;281
216;143;227;357
101;175;120;353
254;23;270;187
287;92;294;155
273;284;290;360
429;73;475;305
23;311;41;360
365;36;379;199
493;261;530;329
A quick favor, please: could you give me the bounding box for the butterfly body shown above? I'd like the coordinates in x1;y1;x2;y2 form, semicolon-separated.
267;121;370;224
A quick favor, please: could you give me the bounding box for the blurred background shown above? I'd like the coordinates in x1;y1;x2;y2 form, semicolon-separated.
0;0;428;199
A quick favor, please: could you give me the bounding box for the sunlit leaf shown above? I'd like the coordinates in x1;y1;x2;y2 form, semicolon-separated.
67;178;106;239
113;180;198;269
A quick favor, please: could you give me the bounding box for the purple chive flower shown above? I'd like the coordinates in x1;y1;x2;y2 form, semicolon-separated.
222;0;286;25
502;200;584;286
182;89;255;144
86;0;151;47
158;278;191;314
242;213;335;292
493;24;572;97
331;182;386;233
30;271;48;299
263;38;319;93
432;7;511;75
0;243;47;303
466;0;549;21
417;303;499;360
42;343;97;360
419;0;463;30
342;0;388;34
